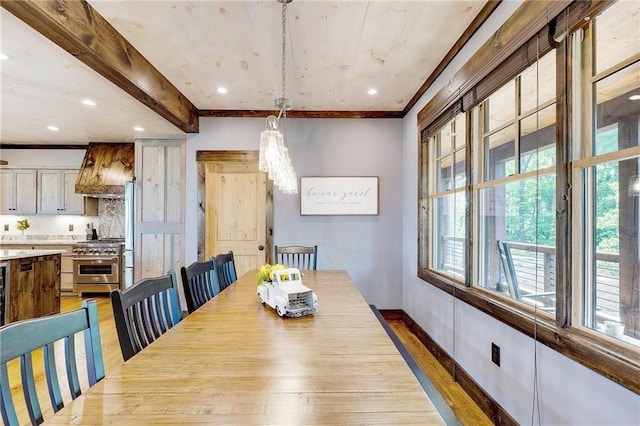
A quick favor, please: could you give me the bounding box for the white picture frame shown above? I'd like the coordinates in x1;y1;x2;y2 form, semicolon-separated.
300;176;379;215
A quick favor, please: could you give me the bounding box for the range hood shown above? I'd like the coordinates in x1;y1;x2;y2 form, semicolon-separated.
75;142;134;198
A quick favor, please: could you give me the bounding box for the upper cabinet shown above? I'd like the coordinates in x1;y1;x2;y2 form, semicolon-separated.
0;169;37;214
37;170;85;214
0;168;96;216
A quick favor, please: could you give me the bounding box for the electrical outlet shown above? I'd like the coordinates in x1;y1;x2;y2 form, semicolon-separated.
491;342;501;367
3;224;8;231
69;224;74;232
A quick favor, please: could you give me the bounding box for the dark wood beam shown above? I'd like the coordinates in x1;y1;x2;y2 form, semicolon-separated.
198;110;404;119
0;143;88;149
2;0;199;133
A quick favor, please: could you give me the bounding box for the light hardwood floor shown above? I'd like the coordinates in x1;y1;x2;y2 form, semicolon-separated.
7;295;490;425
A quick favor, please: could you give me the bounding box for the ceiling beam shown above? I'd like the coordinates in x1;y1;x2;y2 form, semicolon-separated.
198;110;404;119
2;0;199;133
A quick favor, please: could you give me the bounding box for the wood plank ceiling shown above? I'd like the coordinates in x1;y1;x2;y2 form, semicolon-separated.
1;0;492;144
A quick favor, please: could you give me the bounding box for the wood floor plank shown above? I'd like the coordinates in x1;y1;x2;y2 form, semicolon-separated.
386;319;493;426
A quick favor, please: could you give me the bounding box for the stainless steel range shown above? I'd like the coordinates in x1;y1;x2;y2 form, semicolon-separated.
72;239;124;296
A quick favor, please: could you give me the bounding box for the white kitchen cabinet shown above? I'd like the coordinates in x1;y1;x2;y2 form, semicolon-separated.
37;170;85;214
0;169;37;214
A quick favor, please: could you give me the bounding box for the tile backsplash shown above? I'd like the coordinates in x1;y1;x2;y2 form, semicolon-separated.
98;198;125;238
0;198;125;242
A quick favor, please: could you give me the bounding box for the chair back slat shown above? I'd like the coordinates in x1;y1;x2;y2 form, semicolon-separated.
64;336;81;398
1;364;17;425
20;353;40;425
275;245;318;270
215;252;237;291
43;343;63;411
0;300;105;426
111;274;182;362
181;258;221;314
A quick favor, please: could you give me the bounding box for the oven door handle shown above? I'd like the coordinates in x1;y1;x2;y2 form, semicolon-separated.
72;257;119;262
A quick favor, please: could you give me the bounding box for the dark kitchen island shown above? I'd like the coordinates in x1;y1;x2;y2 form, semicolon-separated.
0;249;62;324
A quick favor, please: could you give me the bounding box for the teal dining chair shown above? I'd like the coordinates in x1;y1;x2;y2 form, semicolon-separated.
216;251;238;291
0;300;105;426
110;274;182;362
181;258;220;313
275;245;318;270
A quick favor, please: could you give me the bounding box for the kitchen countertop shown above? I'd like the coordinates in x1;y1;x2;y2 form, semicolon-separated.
0;240;82;246
0;249;64;261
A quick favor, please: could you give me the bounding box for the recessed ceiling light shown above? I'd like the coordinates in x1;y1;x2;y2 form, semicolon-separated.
47;126;59;131
0;53;8;60
629;94;640;101
217;86;228;94
367;88;378;96
133;126;145;132
82;99;97;106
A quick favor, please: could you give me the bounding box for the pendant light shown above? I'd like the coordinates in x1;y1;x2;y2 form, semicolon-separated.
259;0;298;194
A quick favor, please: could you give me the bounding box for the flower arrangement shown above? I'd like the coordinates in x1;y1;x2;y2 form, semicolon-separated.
257;263;287;284
16;219;30;233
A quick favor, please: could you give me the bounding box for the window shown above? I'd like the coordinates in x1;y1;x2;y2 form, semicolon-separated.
423;113;466;282
574;0;640;344
417;0;639;395
473;51;557;312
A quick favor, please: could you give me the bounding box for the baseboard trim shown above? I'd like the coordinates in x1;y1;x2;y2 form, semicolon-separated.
379;309;517;426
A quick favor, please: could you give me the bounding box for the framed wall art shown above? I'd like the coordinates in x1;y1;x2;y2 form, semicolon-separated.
300;176;379;215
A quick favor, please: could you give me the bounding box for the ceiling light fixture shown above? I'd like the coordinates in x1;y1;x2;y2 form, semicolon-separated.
47;126;59;131
217;86;228;94
258;0;297;194
82;99;97;106
629;94;640;101
133;126;145;132
367;88;378;95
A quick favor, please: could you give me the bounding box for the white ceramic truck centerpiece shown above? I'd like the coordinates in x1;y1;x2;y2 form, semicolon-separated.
257;268;318;317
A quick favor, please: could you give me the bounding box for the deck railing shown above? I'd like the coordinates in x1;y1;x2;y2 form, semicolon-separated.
441;236;621;320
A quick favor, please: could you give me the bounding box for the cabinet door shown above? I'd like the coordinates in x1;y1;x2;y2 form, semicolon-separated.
61;170;84;214
37;170;84;214
35;255;61;317
0;170;37;214
16;171;37;214
38;170;62;214
8;258;36;322
0;170;13;213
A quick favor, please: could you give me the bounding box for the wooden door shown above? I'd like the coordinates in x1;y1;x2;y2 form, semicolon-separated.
205;160;267;278
135;140;185;284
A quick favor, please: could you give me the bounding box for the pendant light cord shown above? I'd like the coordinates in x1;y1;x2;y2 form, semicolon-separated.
281;2;287;103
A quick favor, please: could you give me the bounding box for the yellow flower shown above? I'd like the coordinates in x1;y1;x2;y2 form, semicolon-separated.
16;219;30;231
257;263;288;284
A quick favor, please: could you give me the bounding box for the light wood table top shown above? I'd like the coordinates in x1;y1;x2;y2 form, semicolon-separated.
49;270;444;425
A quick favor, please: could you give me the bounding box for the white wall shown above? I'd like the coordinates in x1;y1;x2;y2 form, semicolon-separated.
0;149;98;239
401;1;640;424
186;116;404;307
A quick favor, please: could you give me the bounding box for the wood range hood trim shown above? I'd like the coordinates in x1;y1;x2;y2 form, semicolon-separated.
75;142;134;198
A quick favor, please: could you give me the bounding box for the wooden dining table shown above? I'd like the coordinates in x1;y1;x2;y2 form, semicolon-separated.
49;270;444;424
